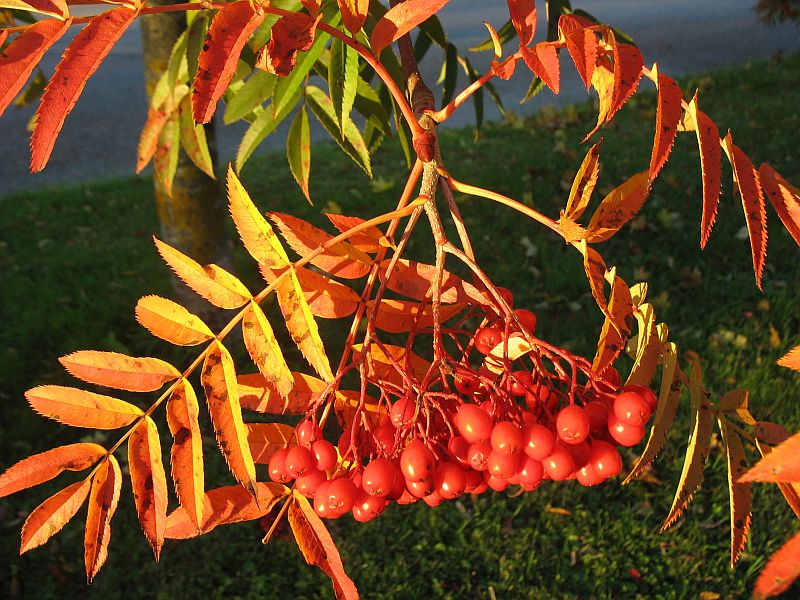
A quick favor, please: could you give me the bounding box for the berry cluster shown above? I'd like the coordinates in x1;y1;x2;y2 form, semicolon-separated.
268;292;658;522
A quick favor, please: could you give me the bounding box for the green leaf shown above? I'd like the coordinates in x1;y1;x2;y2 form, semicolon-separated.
287;107;312;203
179;96;215;179
306;85;372;177
328;38;359;131
441;43;458;106
235;86;301;171
224;70;277;124
154;113;180;197
521;76;547;104
460;56;484;131
469;19;516;52
353;77;390;134
185;15;208;84
418;13;447;48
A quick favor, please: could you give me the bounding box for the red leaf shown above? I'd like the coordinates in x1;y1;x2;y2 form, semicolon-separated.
370;299;466;333
379;258;489;305
288;492;360;599
260;265;360;319
324;213;385;253
0;18;71;119
558;16;597;90
507;0;536;46
257;12;321;77
0;443;105;498
649;69;682;180
609;41;643;120
193;1;265;123
753;533;800;599
759;163;800;247
722;134;768;289
337;0;369;35
521;42;560;94
165;482;287;539
30;8;138;172
268;212;371;279
370;0;449;56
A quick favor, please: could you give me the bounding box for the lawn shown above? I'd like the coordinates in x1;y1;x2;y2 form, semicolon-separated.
1;52;800;599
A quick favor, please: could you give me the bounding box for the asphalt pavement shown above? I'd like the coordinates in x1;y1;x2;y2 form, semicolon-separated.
1;0;798;195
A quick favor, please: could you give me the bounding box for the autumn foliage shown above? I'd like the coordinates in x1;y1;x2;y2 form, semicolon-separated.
2;0;800;598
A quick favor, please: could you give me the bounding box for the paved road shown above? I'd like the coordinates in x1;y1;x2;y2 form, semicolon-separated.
1;0;798;195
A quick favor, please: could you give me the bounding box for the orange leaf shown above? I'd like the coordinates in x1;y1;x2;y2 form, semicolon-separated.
718;417;752;567
276;268;335;382
325;213;386;254
370;0;448;56
334;389;387;431
165;482;288;539
242;300;294;399
30;7;137;172
192;0;265;123
353;343;431;388
756;441;800;520
337;0;369;34
508;0;536;46
759;163;800;247
269;211;371;279
227;167;291;271
239;371;328;414
0;443;105;498
577;241;610;318
25;385;143;429
128;417;168;560
288;491;360;600
609;41;643;120
521;41;560;94
246;422;295;464
202;341;257;494
154;236;252;309
84;456;122;583
583;58;614;141
586;171;651;243
379;258;489;305
753;533;800;600
564;140;602;221
136;106;171;173
682;94;722;248
559;15;596;90
741;431;800;483
257;11;321;76
1;0;68;19
20;479;92;554
649;68;682;180
260;265;360;319
591;273;633;373
778;345;800;371
135;295;215;346
59;350;180;392
370;298;466;333
0;18;71;119
166;379;205;531
722;134;768;289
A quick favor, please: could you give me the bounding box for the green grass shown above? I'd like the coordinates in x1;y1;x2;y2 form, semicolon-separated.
2;53;800;599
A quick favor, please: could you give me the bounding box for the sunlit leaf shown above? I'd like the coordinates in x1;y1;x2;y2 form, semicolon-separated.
242;300;294;398
128;417;168;560
58;351;180;393
0;443;105;498
166;379;205;530
84;456;122;582
25;386;143;429
20;479;91;554
717;417;752;567
135;295;215;346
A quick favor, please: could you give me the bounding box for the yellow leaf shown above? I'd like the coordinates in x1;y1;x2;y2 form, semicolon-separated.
0;0;68;20
558;211;588;242
778;345;800;371
59;350;180;393
238;371;328;415
26;385;143;429
227;167;291;270
625;304;661;387
242;301;294;399
718;417;752;567
166;379;205;530
128;417;168;560
276;268;334;382
564;140;602;220
135;295;215;346
247;422;296;464
719;389;756;426
154;237;252;309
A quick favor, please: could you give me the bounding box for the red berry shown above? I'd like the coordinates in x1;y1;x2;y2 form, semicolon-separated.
313;480;334;518
576;463;603;486
600;367;621;387
390;398;417;429
395;488;418;505
352;491;388;522
556;405;590;445
296;469;327;497
371;424;397;455
509;370;533;396
467;441;492;471
608;413;645;447
623;384;658;410
483;472;509;492
285;446;315;478
464;469;485;493
407;478;434;498
387;469;407;500
400;439;436;482
312;440;337;471
295;420;321;448
447;435;472;468
268;447;291;483
517;456;544;486
513;309;537;333
614;391;652;426
423;491;444;507
491;421;523;456
583;400;609;434
543;445;576;481
363;458;399;497
496;287;514;308
487;450;519;479
566;440;591;469
475;326;503;354
454;373;480;395
324;477;358;515
479;400;498;419
589;440;623;478
522;423;556;461
434;462;467;499
455;404;493;443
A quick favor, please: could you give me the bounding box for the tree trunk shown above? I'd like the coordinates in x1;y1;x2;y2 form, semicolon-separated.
140;3;232;316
